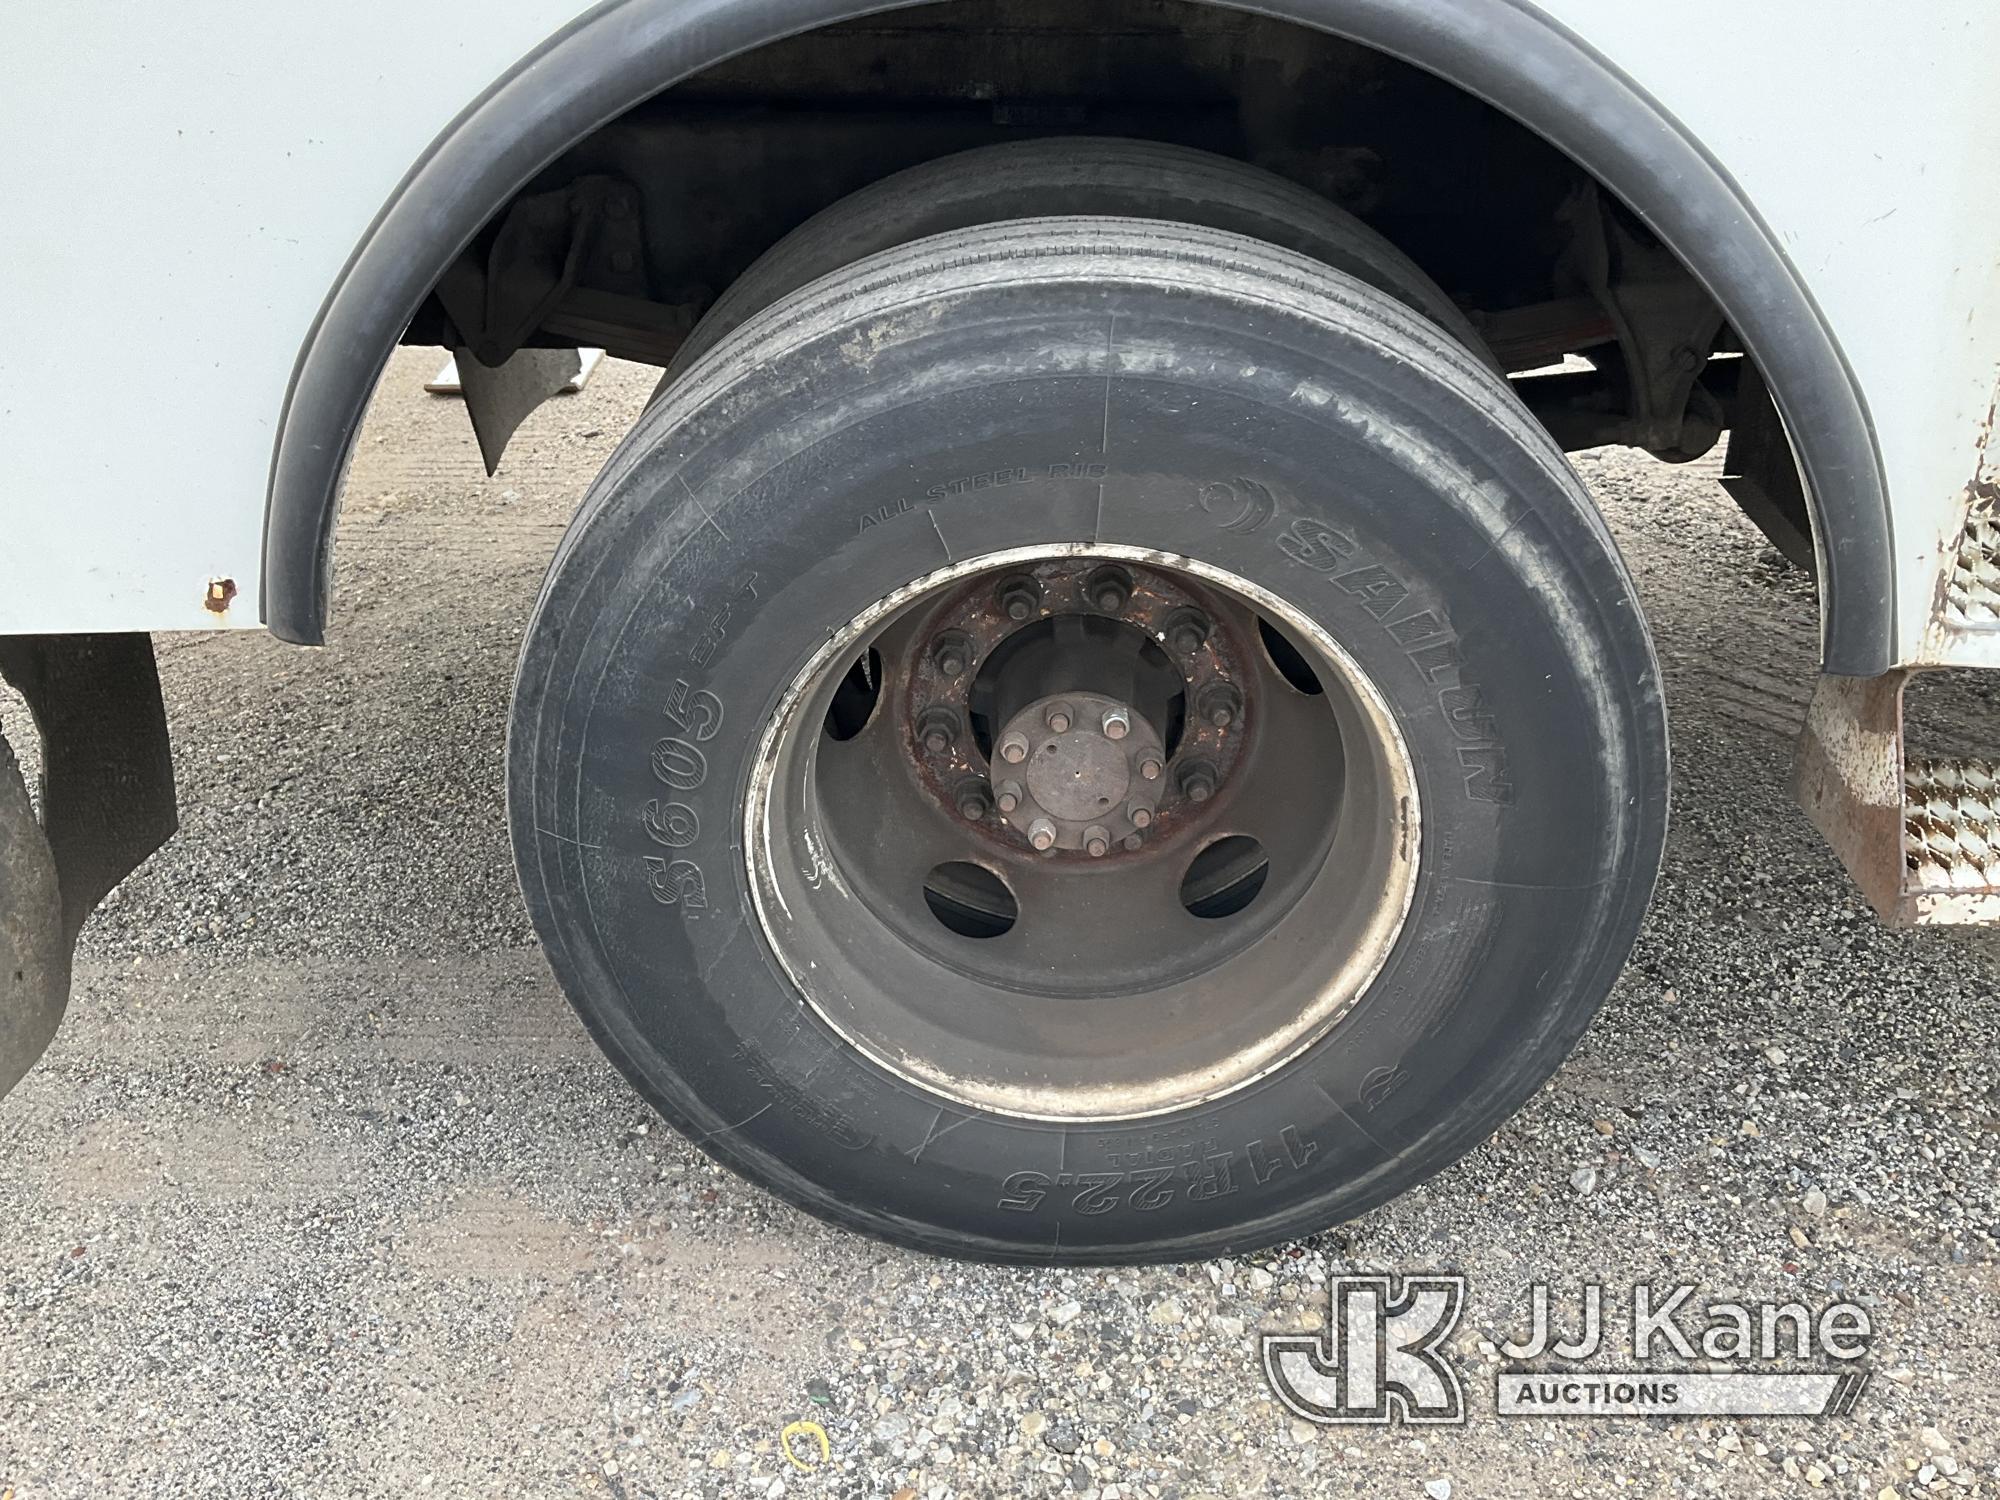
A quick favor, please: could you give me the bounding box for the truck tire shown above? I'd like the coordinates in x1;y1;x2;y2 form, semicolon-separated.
657;136;1493;389
510;217;1666;1263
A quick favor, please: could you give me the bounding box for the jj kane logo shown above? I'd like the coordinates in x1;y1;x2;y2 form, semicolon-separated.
1263;1275;1467;1425
1263;1274;1872;1425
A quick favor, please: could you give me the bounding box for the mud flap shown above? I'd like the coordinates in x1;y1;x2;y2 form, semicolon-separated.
0;732;65;1097
0;634;177;1095
454;346;584;475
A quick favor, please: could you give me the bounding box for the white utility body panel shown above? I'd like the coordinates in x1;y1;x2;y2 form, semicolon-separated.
2;1;1996;654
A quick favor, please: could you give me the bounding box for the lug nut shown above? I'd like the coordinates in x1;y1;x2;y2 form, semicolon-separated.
918;705;961;754
1084;825;1111;858
998;731;1030;764
997;575;1042;622
1139;754;1163;781
1198;682;1243;729
1164;608;1210;656
1028;817;1057;851
1179;761;1218;803
995;779;1023;814
956;780;991;820
1130;804;1154;829
932;630;973;678
1123;832;1145;851
1045;701;1073;734
1100;707;1131;740
1085;565;1132;613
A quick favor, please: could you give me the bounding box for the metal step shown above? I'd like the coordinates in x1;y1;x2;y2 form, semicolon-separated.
1940;511;2000;631
1796;672;2000;924
1905;758;2000;893
1915;379;2000;667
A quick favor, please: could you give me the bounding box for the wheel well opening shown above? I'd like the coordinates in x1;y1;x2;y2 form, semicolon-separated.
406;0;1749;469
273;0;1888;669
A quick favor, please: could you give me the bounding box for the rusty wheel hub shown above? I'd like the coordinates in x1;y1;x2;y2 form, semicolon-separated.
747;544;1419;1121
901;556;1250;861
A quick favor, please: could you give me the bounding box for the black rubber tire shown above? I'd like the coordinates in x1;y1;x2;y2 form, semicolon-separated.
656;136;1494;390
510;218;1667;1264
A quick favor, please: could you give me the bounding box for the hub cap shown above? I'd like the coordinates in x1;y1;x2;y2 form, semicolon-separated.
746;545;1419;1121
998;690;1159;854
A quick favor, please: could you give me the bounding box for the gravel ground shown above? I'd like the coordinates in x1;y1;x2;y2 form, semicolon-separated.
3;351;1998;1498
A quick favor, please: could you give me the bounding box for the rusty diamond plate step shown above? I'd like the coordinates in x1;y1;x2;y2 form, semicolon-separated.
1940;511;2000;630
1919;379;2000;666
1799;379;1999;918
1904;758;2000;892
1796;672;2000;924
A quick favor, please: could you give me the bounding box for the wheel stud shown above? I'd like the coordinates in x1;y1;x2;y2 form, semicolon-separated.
1129;804;1153;829
1198;682;1243;729
956;780;991;820
918;706;961;754
995;779;1023;813
1179;760;1218;803
997;575;1042;622
1028;816;1057;851
998;730;1030;764
1045;701;1073;733
1085;564;1132;613
1100;707;1130;740
1139;754;1163;781
1164;608;1210;656
1084;825;1111;858
932;630;973;678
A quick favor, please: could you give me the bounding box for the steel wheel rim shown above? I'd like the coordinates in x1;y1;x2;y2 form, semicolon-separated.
746;543;1420;1122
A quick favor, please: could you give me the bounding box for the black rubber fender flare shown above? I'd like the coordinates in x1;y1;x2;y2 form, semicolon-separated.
261;0;1895;673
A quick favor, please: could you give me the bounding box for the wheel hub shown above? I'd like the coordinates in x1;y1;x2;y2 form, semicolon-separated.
900;556;1250;859
995;690;1162;854
748;543;1419;1121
